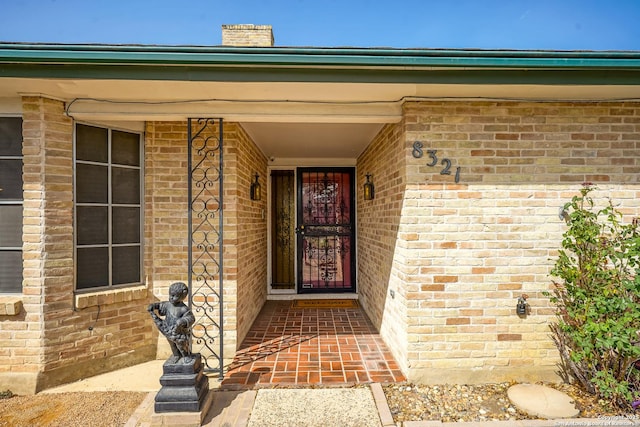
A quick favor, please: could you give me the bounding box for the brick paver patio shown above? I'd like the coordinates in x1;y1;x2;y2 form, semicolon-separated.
222;300;405;388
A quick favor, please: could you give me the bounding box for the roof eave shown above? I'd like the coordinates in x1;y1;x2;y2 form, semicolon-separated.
1;43;640;69
0;43;639;86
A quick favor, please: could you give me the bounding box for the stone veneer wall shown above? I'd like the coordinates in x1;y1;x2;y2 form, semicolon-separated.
145;121;267;361
359;100;640;384
0;97;155;395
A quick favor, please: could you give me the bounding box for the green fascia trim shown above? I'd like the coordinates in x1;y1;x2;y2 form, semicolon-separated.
0;44;640;83
1;63;639;85
1;43;640;68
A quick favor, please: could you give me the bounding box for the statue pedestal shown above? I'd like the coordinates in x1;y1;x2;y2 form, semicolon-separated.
154;354;209;413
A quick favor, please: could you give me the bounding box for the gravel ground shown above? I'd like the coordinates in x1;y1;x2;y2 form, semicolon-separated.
0;382;633;426
0;391;147;427
383;382;631;423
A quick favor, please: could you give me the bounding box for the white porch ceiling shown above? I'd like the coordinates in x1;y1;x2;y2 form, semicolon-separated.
243;122;385;159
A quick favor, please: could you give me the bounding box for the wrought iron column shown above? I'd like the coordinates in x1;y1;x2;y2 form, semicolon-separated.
187;118;224;379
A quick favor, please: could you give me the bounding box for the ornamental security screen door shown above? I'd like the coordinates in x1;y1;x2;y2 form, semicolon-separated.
296;168;356;293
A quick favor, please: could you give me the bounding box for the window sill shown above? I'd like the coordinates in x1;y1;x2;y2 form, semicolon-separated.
0;296;23;316
75;285;148;309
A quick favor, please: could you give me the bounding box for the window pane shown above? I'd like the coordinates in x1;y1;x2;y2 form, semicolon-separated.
74;123;143;291
112;207;140;244
0;117;22;157
112;130;140;166
76;247;109;290
76;163;108;203
0;251;22;293
0;159;22;201
77;206;108;245
76;124;108;163
112;167;140;204
112;246;140;285
0;205;22;247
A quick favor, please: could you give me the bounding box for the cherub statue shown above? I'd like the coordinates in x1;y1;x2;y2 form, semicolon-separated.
148;282;196;364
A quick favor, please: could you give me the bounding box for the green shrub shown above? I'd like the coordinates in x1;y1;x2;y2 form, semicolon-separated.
546;184;640;409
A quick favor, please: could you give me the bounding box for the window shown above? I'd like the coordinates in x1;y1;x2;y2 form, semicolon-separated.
0;117;23;294
74;123;143;291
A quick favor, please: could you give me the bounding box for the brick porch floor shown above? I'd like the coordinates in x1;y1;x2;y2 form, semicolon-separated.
221;300;406;388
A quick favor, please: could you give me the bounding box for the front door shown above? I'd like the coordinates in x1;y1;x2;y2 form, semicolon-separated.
296;168;356;293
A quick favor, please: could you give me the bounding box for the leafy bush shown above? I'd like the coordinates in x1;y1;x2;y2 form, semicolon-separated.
547;184;640;409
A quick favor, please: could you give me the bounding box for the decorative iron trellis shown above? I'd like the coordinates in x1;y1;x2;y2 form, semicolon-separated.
187;118;224;379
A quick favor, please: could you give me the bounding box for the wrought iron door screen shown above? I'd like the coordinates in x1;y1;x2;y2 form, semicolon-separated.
296;168;355;293
188;118;224;378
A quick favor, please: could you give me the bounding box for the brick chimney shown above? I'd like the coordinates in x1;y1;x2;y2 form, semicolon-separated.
221;24;274;47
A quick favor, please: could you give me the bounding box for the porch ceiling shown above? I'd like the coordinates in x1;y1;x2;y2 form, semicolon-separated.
242;122;385;159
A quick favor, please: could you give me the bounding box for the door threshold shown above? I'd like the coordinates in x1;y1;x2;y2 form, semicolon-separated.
267;293;358;301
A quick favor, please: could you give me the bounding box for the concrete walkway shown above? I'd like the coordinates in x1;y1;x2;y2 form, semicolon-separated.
42;360;640;427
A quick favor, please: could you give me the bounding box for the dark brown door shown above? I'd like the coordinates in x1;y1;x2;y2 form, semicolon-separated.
296;168;355;293
270;170;295;289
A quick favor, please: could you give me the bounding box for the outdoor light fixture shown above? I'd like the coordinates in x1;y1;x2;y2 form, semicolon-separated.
516;294;529;317
250;173;261;201
558;206;570;223
363;173;375;201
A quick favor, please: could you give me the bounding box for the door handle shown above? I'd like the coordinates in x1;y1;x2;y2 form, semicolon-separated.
295;225;305;235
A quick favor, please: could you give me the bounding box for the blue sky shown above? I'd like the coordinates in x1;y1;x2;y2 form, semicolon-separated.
1;0;639;50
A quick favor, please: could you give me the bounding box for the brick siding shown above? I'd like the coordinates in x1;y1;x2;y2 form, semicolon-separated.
0;97;156;394
6;95;639;392
356;122;409;372
225;123;268;344
358;100;640;384
3;114;268;393
145;121;267;361
221;24;274;47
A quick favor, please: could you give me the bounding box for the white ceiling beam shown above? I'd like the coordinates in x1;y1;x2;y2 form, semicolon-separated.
64;99;403;123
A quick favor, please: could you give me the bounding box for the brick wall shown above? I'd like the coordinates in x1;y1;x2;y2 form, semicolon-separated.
145;120;267;363
221;24;274;47
356;122;409;372
225;123;268;344
144;121;189;298
0;97;155;394
7;97;638;391
358;100;640;384
144;121;189;358
145;120;235;358
0;96;53;394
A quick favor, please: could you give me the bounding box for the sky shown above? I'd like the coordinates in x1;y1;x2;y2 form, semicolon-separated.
1;0;639;51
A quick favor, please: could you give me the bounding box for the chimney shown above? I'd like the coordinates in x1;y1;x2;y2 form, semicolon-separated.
221;24;274;47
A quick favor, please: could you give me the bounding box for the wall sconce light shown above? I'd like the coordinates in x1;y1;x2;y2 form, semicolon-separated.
516;294;529;317
363;173;375;201
558;205;571;224
250;173;261;201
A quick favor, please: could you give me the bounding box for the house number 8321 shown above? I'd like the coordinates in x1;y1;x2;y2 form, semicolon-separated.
412;141;461;183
